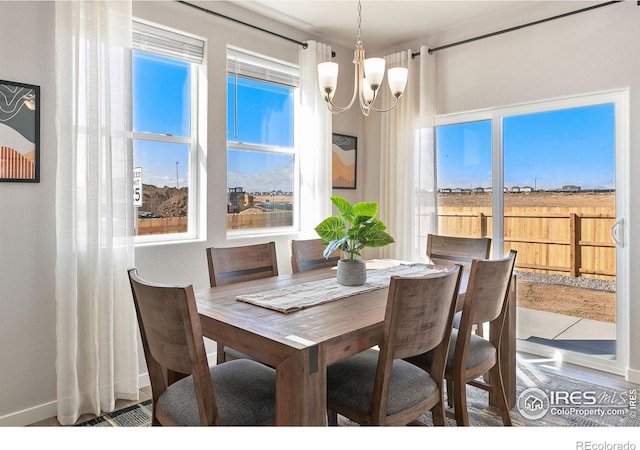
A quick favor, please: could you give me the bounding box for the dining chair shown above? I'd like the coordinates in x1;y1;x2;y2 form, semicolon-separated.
291;238;340;273
206;241;278;364
206;241;278;287
427;233;492;337
426;233;491;272
406;250;517;426
326;265;462;426
127;268;276;426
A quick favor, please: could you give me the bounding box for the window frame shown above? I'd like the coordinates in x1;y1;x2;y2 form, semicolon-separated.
225;47;300;237
132;21;205;244
432;89;630;376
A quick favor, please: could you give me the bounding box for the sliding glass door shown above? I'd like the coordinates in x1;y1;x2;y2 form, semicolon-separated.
434;91;629;375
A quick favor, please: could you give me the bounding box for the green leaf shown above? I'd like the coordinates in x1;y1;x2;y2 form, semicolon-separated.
315;216;346;242
331;196;355;223
353;201;378;218
364;231;395;248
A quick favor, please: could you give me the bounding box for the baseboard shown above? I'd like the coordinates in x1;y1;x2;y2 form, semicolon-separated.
0;400;58;427
626;366;640;384
0;370;159;427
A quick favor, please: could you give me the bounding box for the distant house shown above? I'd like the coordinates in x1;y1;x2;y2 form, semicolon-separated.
509;186;521;193
521;186;534;193
440;188;452;193
472;187;485;193
452;188;463;193
562;185;581;192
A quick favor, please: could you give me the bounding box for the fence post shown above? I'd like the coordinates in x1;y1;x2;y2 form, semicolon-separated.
569;213;580;277
478;212;486;238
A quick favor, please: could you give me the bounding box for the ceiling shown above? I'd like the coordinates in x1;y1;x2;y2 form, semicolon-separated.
227;1;609;52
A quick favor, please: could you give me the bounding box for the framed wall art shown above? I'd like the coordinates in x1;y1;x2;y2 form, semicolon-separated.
331;133;357;189
0;79;40;182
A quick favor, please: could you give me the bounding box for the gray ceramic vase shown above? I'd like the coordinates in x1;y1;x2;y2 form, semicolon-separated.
337;259;367;286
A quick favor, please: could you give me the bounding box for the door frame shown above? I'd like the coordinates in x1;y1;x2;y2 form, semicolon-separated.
435;89;630;376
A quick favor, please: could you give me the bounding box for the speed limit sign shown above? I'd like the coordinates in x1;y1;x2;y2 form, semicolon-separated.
133;167;142;207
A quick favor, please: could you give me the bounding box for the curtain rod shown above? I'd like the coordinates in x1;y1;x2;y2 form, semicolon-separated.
178;1;306;48
412;0;621;58
178;1;336;57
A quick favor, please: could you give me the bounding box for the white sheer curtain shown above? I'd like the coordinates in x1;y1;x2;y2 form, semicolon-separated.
378;46;437;261
298;41;333;234
55;1;139;425
415;46;438;260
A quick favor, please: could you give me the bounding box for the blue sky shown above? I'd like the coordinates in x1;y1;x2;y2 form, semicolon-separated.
436;103;615;191
133;50;294;191
134;50;615;193
133;51;191;188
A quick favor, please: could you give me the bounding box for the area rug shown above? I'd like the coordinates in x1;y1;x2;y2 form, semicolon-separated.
77;359;639;427
76;400;152;427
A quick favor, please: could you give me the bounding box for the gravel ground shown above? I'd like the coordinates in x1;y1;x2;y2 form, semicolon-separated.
514;270;616;292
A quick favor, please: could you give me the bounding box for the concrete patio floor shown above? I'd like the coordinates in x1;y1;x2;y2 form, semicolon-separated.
516;307;617;357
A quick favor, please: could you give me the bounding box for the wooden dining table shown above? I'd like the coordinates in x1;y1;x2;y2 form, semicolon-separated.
195;262;516;426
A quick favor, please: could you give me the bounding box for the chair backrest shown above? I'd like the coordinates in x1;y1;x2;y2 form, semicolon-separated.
206;241;278;287
426;234;491;272
291;238;340;273
384;266;463;360
457;250;517;340
371;266;462;421
128;268;217;425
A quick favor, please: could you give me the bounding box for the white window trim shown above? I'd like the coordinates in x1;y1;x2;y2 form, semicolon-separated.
226;47;300;237
132;22;206;245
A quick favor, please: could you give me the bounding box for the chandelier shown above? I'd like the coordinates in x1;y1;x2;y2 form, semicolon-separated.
317;1;408;116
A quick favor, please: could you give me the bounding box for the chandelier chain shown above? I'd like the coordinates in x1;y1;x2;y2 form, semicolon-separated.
356;0;362;45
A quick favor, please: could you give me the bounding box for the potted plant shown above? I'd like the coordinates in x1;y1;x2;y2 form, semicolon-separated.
315;196;394;286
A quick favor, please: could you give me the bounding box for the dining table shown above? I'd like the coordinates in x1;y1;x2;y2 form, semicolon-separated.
195;259;516;426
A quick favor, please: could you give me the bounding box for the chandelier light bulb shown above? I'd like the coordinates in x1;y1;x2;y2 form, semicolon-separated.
363;58;385;90
317;62;339;99
362;78;374;104
387;67;408;98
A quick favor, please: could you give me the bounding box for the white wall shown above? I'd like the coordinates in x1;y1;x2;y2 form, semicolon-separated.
0;1;58;425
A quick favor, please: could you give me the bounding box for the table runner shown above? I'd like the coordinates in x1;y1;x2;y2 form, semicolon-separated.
236;263;445;313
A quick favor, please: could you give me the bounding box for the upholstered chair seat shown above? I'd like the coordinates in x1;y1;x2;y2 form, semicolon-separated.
157;359;275;426
327;349;438;417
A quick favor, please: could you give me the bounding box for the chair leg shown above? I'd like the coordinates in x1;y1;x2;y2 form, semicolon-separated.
431;396;447;426
452;377;470;426
446;379;454;407
489;364;512;426
327;409;338;426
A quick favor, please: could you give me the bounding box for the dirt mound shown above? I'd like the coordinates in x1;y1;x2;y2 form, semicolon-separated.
141;184;188;218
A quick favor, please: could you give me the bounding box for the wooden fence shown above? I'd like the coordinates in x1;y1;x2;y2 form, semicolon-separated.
438;206;616;280
138;217;188;235
137;211;294;235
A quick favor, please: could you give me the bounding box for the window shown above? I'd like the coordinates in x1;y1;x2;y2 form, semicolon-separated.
435;120;492;239
132;21;205;241
226;48;298;232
